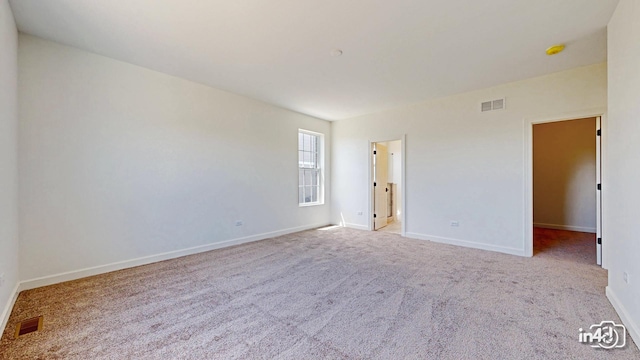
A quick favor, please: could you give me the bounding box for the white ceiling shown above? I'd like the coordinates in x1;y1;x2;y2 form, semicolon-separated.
9;0;618;120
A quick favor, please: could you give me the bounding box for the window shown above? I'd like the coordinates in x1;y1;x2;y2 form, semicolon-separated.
298;129;324;205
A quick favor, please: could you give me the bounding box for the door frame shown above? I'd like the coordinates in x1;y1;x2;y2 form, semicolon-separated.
523;109;606;267
369;135;406;236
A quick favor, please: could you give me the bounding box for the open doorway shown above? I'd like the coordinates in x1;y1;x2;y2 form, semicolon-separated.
532;117;601;265
372;140;403;235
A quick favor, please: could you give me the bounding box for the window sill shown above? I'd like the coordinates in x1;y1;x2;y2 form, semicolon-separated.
299;202;324;207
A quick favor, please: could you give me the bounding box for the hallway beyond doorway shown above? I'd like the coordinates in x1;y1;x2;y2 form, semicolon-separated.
533;227;596;266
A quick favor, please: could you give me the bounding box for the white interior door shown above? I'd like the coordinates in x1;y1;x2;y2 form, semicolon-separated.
374;143;389;230
596;116;602;266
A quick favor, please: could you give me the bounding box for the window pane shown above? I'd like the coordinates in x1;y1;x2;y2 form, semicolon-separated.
301;186;307;203
304;151;312;167
305;185;310;203
299;186;304;203
303;169;311;186
304;134;311;152
305;186;313;203
311;186;318;202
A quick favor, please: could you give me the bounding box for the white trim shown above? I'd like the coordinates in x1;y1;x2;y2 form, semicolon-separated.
342;222;370;231
405;232;526;257
533;223;596;233
1;282;20;335
606;286;640;351
18;223;327;292
298;202;324;207
599;113;608;269
298;129;325;206
368;141;374;231
400;135;406;237
298;128;324;137
595;116;602;266
523;108;607;258
369;135;406;236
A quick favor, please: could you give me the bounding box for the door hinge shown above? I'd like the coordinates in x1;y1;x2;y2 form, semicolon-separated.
597;129;601;136
386;187;389;192
597;238;602;245
373;150;377;155
373;214;377;218
597;184;601;191
374;182;377;187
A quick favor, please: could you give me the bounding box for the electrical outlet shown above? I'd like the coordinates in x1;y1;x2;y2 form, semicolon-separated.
623;272;629;284
0;273;5;287
357;211;363;215
450;221;460;227
235;220;243;226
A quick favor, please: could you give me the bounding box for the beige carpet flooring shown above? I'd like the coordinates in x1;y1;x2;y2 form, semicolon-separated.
1;227;638;359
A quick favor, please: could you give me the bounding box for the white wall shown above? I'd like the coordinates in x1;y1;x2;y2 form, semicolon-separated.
332;63;606;255
533;118;596;233
0;0;19;330
606;0;640;347
18;35;331;283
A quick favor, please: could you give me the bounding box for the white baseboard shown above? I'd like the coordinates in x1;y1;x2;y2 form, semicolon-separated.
1;282;20;335
533;223;596;233
405;232;526;257
606;286;640;350
18;223;328;292
343;222;369;231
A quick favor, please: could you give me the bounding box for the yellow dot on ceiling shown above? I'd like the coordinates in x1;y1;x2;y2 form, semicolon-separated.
546;44;565;56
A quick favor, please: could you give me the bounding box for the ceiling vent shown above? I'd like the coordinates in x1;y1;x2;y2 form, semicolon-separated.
481;98;506;112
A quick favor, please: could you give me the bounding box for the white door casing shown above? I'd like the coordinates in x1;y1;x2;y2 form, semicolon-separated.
596;116;602;265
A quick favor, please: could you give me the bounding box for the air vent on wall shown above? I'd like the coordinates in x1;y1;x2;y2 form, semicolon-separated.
481;98;506;112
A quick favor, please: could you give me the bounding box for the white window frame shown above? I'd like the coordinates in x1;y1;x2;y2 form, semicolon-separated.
298;129;324;206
